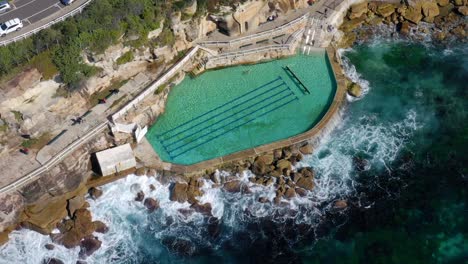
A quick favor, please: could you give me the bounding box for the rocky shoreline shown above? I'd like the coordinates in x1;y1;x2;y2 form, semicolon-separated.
337;0;467;48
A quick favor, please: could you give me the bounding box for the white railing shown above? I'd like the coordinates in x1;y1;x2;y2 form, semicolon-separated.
0;121;108;194
0;0;93;46
198;13;308;47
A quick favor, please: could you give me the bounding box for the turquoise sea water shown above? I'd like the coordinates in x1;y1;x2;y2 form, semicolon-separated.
146;52;336;164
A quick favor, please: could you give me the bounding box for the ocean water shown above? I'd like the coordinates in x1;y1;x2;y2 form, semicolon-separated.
146;52;336;165
0;39;466;263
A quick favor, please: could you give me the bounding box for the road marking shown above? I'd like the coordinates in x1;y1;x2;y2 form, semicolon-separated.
24;5;59;21
55;3;63;10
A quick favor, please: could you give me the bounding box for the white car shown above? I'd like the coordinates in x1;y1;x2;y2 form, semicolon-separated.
0;18;23;37
0;1;11;14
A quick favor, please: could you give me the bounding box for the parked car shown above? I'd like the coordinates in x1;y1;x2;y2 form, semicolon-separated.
0;18;23;37
0;1;11;14
60;0;75;5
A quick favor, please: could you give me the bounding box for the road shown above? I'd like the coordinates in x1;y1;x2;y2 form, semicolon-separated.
0;0;90;46
0;0;64;26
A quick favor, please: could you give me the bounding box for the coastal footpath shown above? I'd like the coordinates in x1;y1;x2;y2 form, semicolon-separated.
0;0;466;261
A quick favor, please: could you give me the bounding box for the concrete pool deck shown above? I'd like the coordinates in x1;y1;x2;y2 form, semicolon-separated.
139;47;347;174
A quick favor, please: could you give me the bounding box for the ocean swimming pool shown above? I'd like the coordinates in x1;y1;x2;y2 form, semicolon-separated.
146;51;337;165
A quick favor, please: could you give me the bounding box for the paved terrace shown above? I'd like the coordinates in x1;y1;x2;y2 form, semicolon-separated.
0;0;351;194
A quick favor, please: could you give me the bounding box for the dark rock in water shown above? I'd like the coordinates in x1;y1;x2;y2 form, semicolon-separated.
223;180;249;193
284;187;296;199
190;202;212;216
295;188;307;197
178;208;194;218
79;236;102;257
207;217;221;238
258;197;269;203
296;177;314;191
44;243;55;250
76;261;87;264
42;257;64;264
149;184;156;191
170;182;188;203
144;198;160;212
299;167;314;178
88;187;103;200
93;220;109;234
135;191;145;202
162;237;196;256
353;156;369;171
334;200;348;209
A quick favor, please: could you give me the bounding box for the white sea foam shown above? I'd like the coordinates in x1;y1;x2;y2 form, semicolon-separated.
337;48;370;102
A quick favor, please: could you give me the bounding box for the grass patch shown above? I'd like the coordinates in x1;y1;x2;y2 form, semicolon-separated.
21;132;51;149
11;110;23;122
0;119;7;133
53;86;71;98
109;95;127;109
88;79;128;107
116;51;134;65
29;51;58;80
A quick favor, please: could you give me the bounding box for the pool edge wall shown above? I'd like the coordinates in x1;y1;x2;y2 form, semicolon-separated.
161;47;347;174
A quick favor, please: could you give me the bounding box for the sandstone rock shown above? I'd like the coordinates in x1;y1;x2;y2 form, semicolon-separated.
45;243;55;250
296;177;314;191
458;6;468;15
135;167;147;176
340;17;366;32
437;0;450;6
88;187;103;200
450;25;466;38
273;149;283;160
66;196;85;219
299;143;313;155
282;147;292;159
299;167;314;178
434;31;447;41
93;221;109;234
275;159;291;172
224;180;242;193
422;2;440;20
170;182;188;203
284;188;296;199
190;202;212;216
347;82;362;97
256;154;274;165
403;5;423;24
135;191;145;202
258;197;269;203
252;158;268;175
334;200;348;209
295;188;307;197
376;3;396;17
42;258;64;264
349;2;368;19
453;0;466;6
399;21;411;35
79;236;102;257
273;197;281;205
144;198;160;212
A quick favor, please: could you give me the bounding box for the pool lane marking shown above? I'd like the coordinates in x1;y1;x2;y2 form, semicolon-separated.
160;82;287;143
156;76;283;137
167;91;297;155
170;96;299;159
163;86;291;150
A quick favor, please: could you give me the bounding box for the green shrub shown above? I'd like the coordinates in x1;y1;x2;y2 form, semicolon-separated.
116;51;134;65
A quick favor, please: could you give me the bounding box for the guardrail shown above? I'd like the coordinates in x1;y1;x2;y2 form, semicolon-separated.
0;0;93;47
197;13;308;47
0;121;108;194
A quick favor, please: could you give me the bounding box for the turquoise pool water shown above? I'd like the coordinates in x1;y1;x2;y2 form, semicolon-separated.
146;52;337;165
